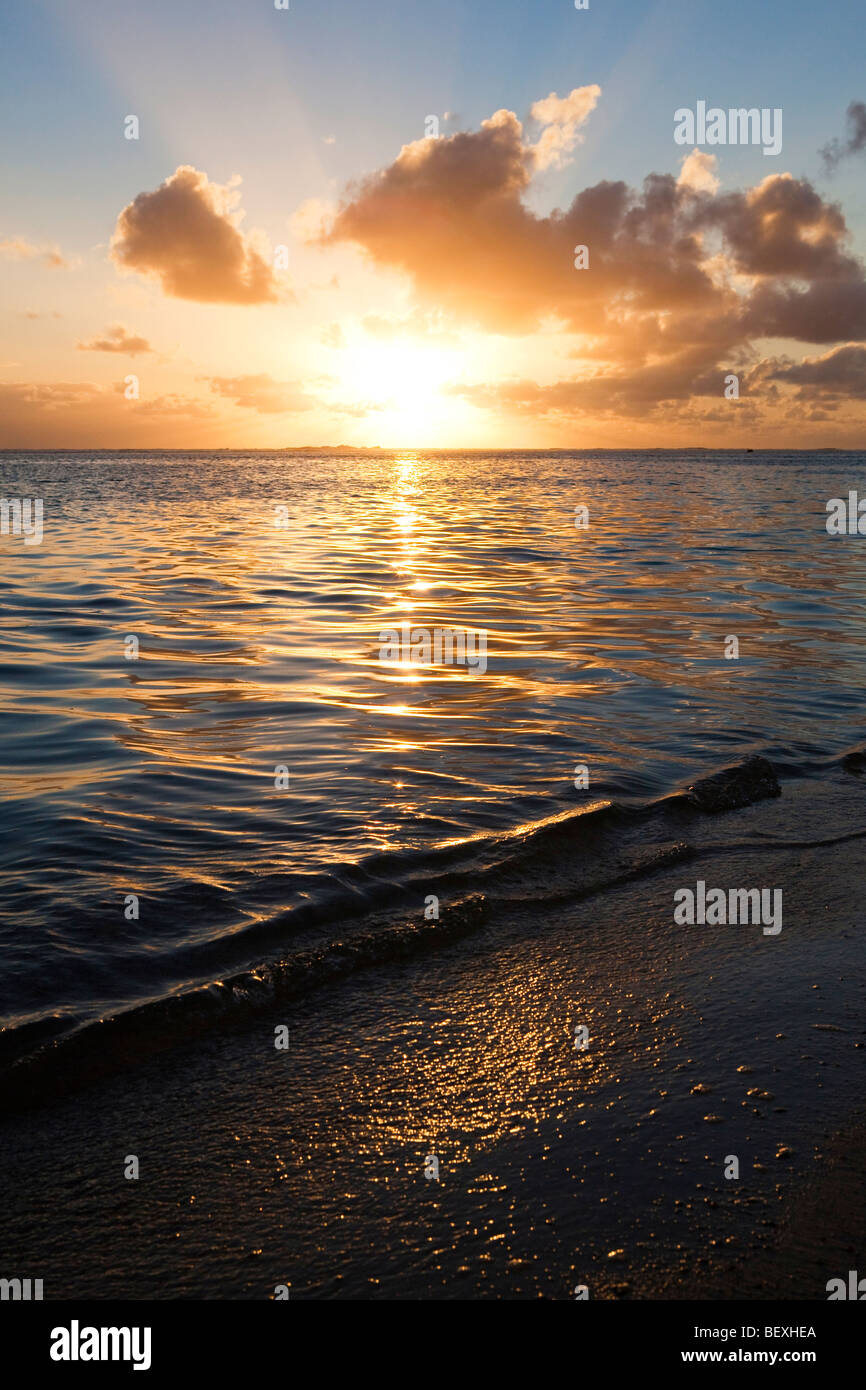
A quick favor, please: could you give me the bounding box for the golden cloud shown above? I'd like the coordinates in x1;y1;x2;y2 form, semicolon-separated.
77;323;153;356
0;238;69;269
111;166;280;304
207;374;315;413
318;98;866;429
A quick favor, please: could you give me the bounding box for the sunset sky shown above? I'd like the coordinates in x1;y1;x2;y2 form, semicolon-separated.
2;0;865;449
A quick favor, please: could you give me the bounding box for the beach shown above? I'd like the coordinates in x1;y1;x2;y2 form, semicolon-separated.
2;755;864;1299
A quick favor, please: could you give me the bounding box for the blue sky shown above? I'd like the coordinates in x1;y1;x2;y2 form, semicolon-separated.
3;0;863;248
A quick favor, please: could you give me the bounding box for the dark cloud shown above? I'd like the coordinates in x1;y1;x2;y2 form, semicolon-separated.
820;101;866;172
697;175;855;279
740;280;866;344
765;344;866;397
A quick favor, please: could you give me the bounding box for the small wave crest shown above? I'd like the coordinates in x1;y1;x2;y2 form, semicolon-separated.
0;755;783;1110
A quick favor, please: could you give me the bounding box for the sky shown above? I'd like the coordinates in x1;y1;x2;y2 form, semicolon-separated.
1;0;865;449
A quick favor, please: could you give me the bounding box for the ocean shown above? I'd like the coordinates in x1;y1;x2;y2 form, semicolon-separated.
1;448;865;1084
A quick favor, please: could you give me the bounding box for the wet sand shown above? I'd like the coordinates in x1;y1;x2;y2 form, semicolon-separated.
1;768;864;1299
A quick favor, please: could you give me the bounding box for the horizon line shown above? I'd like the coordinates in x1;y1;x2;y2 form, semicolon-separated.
0;445;860;454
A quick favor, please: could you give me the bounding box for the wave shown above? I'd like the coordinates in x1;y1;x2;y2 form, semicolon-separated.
0;753;799;1112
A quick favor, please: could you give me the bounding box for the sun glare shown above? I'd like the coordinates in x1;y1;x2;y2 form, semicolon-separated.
332;337;465;444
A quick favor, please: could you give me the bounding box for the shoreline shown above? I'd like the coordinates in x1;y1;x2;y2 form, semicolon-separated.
1;766;864;1298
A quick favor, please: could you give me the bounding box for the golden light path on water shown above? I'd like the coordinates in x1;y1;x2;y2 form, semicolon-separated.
2;447;865;1042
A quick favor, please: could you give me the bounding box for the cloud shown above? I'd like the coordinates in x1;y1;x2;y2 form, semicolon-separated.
0;238;69;268
319;98;866;419
360;309;459;342
764;344;866;397
447;332;866;427
529;85;601;170
320;322;346;348
0;379;223;447
820;101;866;172
0;381;101;409
291;196;339;243
740;279;866;344
677;150;720;195
207;372;385;419
446;344;735;421
701;174;856;280
116;389;213;418
207;374;315;413
110;166;280;304
77;322;153;356
324;398;386;418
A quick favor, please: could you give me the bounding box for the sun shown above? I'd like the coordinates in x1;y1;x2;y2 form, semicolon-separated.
330;335;466;443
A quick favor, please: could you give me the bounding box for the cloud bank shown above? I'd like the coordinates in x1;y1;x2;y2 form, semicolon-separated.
319;93;866;425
